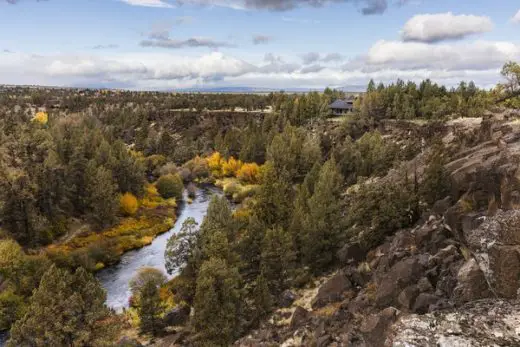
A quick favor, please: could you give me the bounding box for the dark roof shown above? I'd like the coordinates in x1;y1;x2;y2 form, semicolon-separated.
329;99;353;109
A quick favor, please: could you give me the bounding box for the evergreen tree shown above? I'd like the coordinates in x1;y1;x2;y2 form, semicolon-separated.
193;257;242;346
8;265;116;347
0;172;48;245
367;79;376;93
236;215;265;281
85;163;118;229
252;273;272;324
419;143;451;206
254;163;293;229
112;141;145;197
260;227;296;293
137;279;165;337
199;195;235;241
301;159;344;273
156;173;184;200
165;217;199;274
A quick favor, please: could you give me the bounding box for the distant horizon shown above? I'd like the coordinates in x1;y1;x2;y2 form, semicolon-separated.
1;83;367;93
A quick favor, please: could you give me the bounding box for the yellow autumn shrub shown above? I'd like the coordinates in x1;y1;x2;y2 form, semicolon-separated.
120;193;139;216
32;112;48;125
222;157;243;177
207;152;224;176
236;162;260;183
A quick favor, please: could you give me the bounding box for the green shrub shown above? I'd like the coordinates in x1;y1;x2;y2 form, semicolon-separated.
347;176;419;250
0;290;26;330
187;183;197;199
223;181;241;197
156;174;184;200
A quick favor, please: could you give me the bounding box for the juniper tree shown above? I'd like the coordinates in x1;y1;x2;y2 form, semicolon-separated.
301;159;344;273
8;265;116;347
193;257;242;346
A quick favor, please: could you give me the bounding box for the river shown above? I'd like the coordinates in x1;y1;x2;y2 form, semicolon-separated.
96;185;221;312
0;186;221;346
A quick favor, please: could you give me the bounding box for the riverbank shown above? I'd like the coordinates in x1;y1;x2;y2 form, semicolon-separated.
97;185;222;311
45;190;178;272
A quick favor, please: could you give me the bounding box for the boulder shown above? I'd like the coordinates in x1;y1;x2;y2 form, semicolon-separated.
487;245;520;298
316;334;332;347
117;337;143;347
390;299;520;346
346;264;371;287
429;245;459;267
463;210;520;298
453;258;490;303
412;293;439;314
337;242;365;265
163;304;190;326
390;230;415;250
375;256;424;307
311;271;352;309
397;285;419;310
360;307;399;347
432;196;452;216
417;277;433;293
464;209;520;248
279;290;297;308
290;306;309;329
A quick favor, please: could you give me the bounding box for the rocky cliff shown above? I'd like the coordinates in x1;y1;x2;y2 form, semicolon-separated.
234;113;520;347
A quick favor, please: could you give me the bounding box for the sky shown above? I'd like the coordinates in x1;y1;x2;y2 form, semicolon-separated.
0;0;519;90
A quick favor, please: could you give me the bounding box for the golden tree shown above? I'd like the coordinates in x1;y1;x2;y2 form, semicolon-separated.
120;192;139;216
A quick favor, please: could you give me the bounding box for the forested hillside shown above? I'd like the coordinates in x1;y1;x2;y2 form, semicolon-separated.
1;62;520;346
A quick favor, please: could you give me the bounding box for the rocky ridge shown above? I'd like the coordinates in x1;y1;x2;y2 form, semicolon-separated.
234;114;520;347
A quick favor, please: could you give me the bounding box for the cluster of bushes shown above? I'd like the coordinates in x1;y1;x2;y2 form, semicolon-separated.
359;79;492;120
0;239;50;330
46;216;175;271
332;131;402;185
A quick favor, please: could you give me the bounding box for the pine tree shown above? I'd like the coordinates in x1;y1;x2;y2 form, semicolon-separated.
260;227;296;293
301;159;344;273
236;215;266;281
254;163;293;229
367;79;376;93
112;141;145;197
0;173;47;245
419;143;451;206
85;163;118;229
137;280;165;337
200;195;235;241
252;273;272;323
8;265;116;347
193;257;242;346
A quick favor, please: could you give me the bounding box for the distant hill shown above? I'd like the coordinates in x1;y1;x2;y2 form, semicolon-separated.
0;83;366;94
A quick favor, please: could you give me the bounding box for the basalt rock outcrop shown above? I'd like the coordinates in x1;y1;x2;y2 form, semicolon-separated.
235;115;520;347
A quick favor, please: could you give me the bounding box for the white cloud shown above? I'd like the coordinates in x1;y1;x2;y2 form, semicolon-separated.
140;37;235;49
365;40;520;71
513;10;520;23
120;0;174;8
402;12;493;43
1;39;517;90
163;0;407;13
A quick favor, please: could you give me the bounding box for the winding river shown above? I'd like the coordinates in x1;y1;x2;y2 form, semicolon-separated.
0;186;221;346
96;185;222;311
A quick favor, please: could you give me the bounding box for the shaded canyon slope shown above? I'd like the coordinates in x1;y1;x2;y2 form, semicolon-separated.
230;111;520;347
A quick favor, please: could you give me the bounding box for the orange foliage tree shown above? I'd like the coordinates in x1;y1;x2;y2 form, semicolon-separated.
222;157;243;177
32;112;48;125
207;152;224;177
120;192;139;216
236;163;260;183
